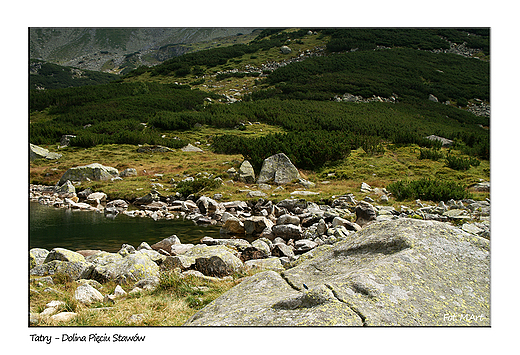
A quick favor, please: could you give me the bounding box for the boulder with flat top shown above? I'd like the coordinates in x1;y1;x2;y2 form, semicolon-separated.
184;219;490;326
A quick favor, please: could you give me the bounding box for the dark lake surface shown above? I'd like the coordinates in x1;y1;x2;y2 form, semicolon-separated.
29;202;221;252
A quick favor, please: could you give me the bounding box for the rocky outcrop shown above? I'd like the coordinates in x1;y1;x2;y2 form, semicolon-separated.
58;163;119;185
257;153;301;185
30;143;62;161
184;219;490;326
425;135;454;148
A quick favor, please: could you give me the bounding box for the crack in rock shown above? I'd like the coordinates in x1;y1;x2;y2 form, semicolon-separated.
325;283;367;326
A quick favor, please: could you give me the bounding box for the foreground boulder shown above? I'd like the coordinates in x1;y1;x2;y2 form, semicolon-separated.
184;219;489;326
58;163;119;185
256;153;301;185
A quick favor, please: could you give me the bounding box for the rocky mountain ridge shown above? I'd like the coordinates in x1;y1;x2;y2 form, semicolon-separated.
30;28;257;73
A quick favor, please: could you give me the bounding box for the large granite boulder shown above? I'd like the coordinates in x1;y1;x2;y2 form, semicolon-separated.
30;143;62;161
256;153;301;185
58;163;119;185
184;219;490;326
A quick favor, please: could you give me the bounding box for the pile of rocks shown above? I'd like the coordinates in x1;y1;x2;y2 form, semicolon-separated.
260;46;325;73
334;92;398;104
467;99;490;118
431;39;483;58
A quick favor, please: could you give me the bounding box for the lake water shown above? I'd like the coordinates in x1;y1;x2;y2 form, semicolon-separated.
29;202;222;252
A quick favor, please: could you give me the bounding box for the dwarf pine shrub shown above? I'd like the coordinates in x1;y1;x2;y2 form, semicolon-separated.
445;154;480;171
419;148;444;161
387;178;470;201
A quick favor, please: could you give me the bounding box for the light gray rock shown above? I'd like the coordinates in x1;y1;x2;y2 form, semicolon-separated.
50;312;77;323
294;239;318;253
191;245;244;277
245;257;284;272
332;216;362;231
277;214;301;226
57;180;76;195
181;143;203;152
355;201;377;227
170;244;194;255
257;153;301;185
200;236;251;252
298;178;316;188
86;192;107;204
196;196;221;215
44;248;86;263
272;224;303;240
425;135;454;148
361;182;372;193
220;216;246;235
119;168;137;177
30;260;93;281
30;248;49;269
271;243;295;258
280;45;292;54
90;253;160;284
30;143;62;161
244;216;274;236
290;191;319;196
150;235;181;252
75;284;104;305
248;190;267;198
238;160;255;183
185;219;489;326
58;163;119;185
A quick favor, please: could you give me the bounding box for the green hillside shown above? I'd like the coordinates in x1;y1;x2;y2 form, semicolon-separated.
30;59;120;90
29;28;490;203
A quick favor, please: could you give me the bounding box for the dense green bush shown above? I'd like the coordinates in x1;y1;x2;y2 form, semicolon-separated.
419;148;444;161
212;131;353;171
387;178;470;202
175;178;222;198
445;154;481;171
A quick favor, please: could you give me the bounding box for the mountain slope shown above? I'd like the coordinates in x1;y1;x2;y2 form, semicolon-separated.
30;59;120;90
29;28;257;73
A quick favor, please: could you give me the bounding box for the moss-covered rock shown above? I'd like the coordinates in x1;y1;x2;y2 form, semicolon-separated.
29;248;49;269
184;219;490;326
184;271;362;326
89;253;159;284
44;248;86;263
29;260;93;281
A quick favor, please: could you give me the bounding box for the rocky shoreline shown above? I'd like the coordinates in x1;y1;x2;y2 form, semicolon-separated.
29;183;491;325
29;177;490;279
